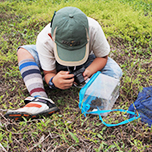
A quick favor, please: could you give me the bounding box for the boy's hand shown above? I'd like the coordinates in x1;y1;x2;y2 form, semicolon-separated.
83;57;108;81
83;69;91;81
53;71;74;89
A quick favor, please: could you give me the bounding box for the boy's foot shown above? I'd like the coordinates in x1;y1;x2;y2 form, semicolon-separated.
4;96;59;121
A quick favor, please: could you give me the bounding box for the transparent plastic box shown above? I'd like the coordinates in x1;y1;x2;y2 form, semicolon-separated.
79;72;120;116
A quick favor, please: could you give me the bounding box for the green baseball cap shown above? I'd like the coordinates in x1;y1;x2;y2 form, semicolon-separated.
51;7;89;66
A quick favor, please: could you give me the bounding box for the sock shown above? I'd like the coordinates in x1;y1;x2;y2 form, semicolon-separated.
19;59;48;98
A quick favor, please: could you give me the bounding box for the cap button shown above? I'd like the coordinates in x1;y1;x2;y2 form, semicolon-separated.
69;14;73;18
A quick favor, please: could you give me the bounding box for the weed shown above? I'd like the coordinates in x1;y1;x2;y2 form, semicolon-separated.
0;0;152;151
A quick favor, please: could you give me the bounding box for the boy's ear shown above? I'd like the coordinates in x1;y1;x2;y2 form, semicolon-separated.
48;33;53;40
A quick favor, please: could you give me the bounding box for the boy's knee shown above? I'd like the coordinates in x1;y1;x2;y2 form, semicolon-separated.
101;57;123;79
17;47;34;61
17;47;28;55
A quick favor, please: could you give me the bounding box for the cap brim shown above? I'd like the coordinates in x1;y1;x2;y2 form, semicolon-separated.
54;42;89;66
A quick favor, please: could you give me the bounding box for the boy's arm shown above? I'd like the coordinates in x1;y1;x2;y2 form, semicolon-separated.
44;69;74;90
83;56;108;80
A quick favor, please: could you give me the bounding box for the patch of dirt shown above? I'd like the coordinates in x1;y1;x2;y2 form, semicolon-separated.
0;26;152;151
1;52;152;151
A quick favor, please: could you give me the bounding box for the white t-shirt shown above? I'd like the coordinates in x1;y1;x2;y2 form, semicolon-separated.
36;17;110;71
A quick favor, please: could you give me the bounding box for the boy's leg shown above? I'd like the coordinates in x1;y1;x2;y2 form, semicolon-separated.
5;45;58;120
100;57;122;79
17;45;47;97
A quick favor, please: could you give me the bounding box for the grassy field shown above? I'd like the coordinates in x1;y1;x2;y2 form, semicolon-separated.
0;0;152;151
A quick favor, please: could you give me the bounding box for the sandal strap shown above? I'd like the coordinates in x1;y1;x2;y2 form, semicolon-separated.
24;96;56;108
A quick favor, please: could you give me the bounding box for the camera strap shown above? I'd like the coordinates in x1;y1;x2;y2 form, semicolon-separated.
67;66;76;72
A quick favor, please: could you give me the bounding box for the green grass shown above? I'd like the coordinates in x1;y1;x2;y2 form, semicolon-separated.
0;0;152;151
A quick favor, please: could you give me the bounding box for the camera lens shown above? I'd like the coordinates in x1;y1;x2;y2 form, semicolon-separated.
75;73;85;85
74;67;85;85
67;66;85;85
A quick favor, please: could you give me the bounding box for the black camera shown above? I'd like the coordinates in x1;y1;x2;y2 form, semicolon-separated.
68;66;85;85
